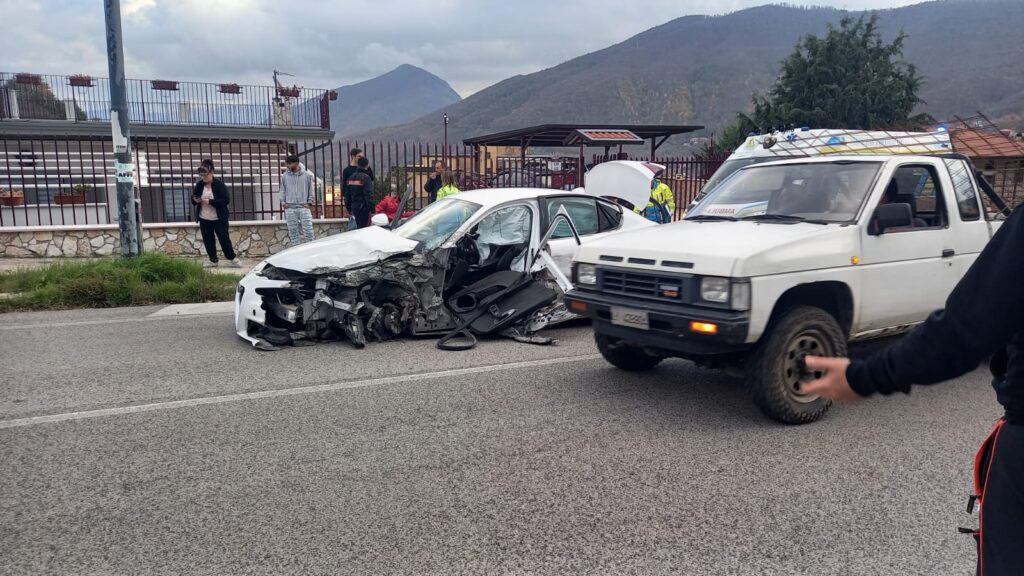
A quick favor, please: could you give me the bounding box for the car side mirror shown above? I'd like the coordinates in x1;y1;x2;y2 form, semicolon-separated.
870;203;914;235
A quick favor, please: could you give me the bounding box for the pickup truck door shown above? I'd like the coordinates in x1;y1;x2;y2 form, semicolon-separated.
856;160;962;331
940;157;996;277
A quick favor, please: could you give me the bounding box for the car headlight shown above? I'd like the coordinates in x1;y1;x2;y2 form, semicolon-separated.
576;263;597;286
700;277;730;303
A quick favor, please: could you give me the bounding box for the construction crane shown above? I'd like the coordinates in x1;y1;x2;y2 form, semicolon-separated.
272;70;294;95
271;70;297;127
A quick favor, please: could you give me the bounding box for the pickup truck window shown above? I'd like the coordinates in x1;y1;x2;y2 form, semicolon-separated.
685;161;881;223
943;158;982;221
881;165;948;229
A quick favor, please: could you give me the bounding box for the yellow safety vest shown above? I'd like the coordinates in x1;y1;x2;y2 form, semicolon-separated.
436;184;461;201
635;182;676;215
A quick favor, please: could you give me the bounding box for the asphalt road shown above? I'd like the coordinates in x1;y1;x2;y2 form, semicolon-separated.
0;305;1000;575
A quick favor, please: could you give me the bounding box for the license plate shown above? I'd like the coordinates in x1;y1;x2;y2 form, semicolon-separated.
611;307;650;330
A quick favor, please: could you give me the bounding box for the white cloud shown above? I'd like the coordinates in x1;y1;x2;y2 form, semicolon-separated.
1;0;926;96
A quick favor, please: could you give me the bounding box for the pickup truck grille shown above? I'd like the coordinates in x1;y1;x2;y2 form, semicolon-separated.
600;270;685;303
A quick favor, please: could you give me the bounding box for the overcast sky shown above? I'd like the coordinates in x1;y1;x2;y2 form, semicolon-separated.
3;0;924;96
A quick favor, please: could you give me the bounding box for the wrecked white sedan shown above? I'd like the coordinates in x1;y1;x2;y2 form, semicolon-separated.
234;161;658;351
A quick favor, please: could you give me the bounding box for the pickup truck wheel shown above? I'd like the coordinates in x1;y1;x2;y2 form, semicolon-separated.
747;306;846;425
596;333;662;371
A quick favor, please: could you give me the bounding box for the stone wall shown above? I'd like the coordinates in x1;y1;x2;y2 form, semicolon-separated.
0;220;349;258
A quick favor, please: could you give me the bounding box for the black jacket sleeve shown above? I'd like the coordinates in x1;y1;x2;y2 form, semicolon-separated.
361;174;374;206
424;175;441;202
847;207;1024;396
210;180;230;208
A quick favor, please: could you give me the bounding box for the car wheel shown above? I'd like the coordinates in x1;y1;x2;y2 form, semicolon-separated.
596;333;662;371
747;306;846;425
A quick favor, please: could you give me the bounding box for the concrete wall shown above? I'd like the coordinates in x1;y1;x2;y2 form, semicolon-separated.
0;219;349;258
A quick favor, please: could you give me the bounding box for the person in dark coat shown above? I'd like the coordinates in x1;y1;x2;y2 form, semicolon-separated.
343;157;374;229
424;160;446;203
343;148;375;230
805;206;1024;575
192;160;239;267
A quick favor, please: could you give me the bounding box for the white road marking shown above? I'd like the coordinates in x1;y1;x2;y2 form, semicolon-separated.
0;354;603;429
148;302;236;317
0;310;233;331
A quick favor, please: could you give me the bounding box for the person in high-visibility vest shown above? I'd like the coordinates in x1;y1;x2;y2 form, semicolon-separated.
635;172;676;224
435;171;461;201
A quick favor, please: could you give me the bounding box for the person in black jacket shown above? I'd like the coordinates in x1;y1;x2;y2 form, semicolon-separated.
424;160;446;203
192;160;240;267
343;157;374;229
805;206;1024;575
342;148;374;230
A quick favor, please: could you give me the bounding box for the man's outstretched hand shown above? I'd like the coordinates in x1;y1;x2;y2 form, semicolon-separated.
803;356;862;403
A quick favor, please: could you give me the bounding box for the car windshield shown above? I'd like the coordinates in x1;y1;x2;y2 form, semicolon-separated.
686;160;882;223
394;198;483;250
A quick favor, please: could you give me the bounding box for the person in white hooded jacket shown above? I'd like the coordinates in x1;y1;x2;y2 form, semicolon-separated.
281;155;316;245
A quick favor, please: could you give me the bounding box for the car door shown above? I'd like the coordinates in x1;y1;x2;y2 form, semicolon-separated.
469;202;537;271
539;196;623;277
856;160;961;331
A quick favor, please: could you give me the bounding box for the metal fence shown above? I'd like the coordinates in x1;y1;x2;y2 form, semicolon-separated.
0;72;332;129
0;135;731;228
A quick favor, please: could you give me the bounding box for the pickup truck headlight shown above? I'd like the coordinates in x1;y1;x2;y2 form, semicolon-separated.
700;277;730;303
575;263;597;286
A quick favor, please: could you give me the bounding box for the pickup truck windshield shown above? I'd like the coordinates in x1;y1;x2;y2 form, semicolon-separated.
690;157;767;206
686;161;882;223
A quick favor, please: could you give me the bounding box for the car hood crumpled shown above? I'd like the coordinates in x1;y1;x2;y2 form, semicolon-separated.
262;226;419;274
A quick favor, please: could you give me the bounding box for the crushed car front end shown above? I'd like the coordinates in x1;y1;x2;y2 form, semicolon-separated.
234;224;447;350
236;252;450;351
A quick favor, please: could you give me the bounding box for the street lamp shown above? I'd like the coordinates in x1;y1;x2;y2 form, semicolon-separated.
443;113;449;163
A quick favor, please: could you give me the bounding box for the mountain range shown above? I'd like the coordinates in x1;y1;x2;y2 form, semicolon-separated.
340;0;1024;149
327;64;461;139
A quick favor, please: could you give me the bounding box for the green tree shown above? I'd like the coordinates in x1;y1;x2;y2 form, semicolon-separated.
716;13;931;152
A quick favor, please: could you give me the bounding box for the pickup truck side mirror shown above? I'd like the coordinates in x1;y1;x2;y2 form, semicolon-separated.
869;203;914;235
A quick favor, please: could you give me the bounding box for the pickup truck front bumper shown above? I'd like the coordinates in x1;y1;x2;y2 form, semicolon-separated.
565;289;751;358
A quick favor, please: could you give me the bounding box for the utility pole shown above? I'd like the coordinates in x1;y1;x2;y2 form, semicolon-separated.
104;0;140;257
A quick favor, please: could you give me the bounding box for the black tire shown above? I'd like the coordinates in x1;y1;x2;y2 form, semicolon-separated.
596;333;663;371
747;306;846;425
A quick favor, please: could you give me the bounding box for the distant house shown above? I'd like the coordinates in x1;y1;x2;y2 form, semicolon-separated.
1;71;334;227
950;123;1024;208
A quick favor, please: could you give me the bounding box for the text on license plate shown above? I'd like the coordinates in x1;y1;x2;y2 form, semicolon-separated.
610;307;650;330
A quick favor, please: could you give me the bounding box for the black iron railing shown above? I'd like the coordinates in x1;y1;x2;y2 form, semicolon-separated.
0;72;333;129
0;135;736;228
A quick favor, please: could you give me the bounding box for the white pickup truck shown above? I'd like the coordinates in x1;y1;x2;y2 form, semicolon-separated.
566;153;1009;424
